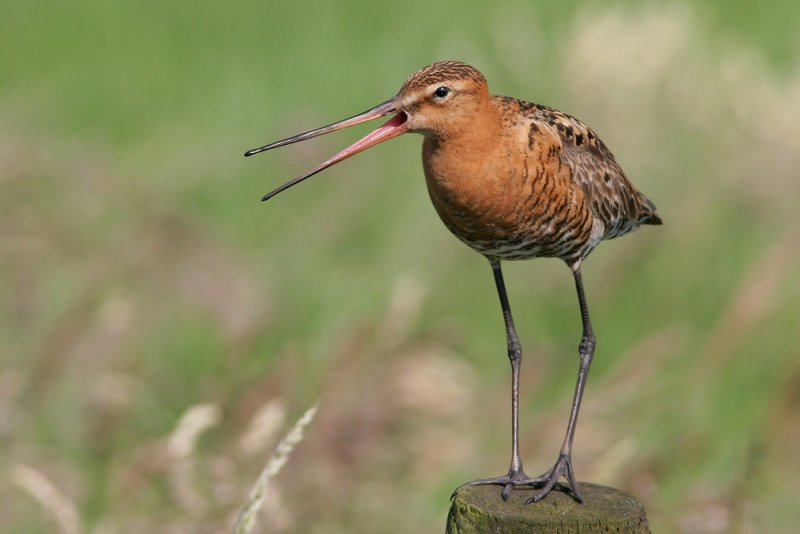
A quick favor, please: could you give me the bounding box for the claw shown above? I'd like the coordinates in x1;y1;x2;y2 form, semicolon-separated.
525;454;583;504
454;455;584;504
452;469;539;501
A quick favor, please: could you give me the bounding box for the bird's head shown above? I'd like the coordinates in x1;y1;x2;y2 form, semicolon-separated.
397;61;490;137
245;61;489;201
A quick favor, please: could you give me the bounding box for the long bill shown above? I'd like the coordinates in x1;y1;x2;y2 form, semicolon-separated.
245;98;408;201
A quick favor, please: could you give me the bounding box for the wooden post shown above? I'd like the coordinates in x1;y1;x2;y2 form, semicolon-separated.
447;483;650;533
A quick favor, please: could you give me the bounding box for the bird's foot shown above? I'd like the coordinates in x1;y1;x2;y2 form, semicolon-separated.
525;453;583;504
452;469;540;501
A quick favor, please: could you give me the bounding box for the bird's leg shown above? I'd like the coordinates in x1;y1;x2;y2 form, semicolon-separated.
526;265;595;504
453;260;536;501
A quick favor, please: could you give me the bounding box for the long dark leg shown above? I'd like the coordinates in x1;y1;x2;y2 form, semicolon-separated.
526;265;596;504
453;260;534;500
494;261;525;489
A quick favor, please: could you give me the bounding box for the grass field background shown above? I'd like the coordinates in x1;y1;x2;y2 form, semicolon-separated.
2;1;799;532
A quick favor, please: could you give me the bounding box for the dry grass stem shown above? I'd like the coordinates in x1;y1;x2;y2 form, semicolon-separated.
167;403;223;458
12;464;82;534
166;403;223;513
238;398;287;456
233;403;318;534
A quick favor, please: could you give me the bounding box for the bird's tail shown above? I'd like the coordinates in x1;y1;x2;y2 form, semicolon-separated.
637;192;662;225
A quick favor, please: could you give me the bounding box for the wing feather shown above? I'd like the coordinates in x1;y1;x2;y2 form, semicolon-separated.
529;104;661;238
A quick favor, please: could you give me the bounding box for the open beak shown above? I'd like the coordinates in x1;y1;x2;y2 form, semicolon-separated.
245;98;408;201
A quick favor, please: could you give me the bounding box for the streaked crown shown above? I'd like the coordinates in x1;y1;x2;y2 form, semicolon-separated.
401;61;487;93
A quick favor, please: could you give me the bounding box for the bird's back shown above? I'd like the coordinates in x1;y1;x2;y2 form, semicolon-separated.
518;98;662;236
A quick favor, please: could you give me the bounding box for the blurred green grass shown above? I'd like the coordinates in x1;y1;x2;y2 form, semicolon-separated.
2;1;799;532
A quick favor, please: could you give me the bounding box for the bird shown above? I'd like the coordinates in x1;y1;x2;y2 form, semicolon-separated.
244;60;661;504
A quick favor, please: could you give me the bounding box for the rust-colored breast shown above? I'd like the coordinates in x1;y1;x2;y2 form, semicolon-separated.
423;96;660;264
423;100;590;263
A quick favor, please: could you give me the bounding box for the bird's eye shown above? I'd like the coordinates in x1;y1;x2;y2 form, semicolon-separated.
434;86;450;99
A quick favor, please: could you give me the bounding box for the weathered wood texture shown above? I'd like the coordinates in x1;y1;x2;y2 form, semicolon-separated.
447;483;650;533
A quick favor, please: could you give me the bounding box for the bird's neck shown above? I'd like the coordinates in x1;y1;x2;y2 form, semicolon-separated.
421;102;509;242
423;104;501;166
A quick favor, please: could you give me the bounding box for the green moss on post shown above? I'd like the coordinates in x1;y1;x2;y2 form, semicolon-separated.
447;483;649;533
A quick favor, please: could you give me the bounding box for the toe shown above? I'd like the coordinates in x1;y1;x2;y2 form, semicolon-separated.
524;454;583;504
